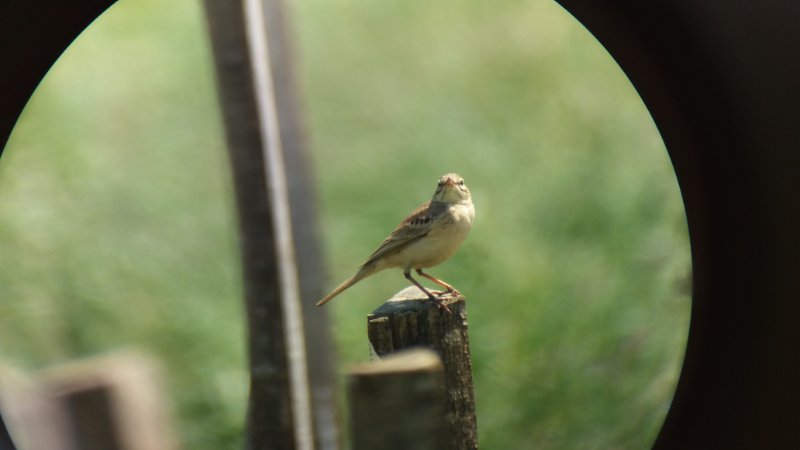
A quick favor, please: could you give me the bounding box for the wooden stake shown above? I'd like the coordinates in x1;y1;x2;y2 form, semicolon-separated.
367;286;478;450
348;349;446;450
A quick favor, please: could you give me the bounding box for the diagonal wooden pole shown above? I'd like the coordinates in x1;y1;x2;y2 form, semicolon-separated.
202;1;338;449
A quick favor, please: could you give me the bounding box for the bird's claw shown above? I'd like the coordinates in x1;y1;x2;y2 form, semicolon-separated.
431;287;460;297
426;295;453;315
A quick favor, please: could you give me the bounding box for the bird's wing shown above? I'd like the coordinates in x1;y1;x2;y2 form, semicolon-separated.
361;200;443;268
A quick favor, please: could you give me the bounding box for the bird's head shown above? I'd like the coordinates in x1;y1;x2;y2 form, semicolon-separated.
432;173;471;204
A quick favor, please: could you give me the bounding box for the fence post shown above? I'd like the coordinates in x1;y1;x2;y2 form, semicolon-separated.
1;352;177;450
348;349;446;450
367;286;479;450
202;0;338;449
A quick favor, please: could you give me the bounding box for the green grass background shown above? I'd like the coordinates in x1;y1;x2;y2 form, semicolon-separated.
0;0;690;448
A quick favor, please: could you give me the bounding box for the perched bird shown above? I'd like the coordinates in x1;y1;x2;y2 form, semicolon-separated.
316;173;475;311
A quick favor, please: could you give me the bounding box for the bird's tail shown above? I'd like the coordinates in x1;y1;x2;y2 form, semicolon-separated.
316;265;376;306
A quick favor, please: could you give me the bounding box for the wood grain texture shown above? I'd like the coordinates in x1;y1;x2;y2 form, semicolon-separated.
367;286;478;450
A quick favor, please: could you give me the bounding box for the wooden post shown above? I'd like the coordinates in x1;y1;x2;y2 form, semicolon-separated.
202;0;338;448
367;286;479;450
1;366;75;450
1;353;177;450
348;349;446;450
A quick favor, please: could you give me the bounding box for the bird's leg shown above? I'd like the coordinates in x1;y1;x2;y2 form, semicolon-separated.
404;270;452;314
416;269;460;296
403;270;437;300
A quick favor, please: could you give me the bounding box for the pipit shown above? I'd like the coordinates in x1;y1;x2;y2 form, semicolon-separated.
316;173;475;312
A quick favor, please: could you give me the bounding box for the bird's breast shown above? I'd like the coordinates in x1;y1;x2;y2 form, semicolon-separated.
397;201;474;269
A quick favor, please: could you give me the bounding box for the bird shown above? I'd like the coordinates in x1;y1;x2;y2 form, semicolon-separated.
316;173;475;312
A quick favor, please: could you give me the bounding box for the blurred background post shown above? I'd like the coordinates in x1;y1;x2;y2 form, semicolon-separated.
202;0;337;448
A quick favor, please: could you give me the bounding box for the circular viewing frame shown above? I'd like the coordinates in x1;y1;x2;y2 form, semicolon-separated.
3;1;800;449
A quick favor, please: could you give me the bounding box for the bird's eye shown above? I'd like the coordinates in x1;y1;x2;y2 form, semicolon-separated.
459;179;465;185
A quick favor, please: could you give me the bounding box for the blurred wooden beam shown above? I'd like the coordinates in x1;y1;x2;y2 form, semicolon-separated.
348;349;446;450
0;366;72;450
255;2;339;448
2;352;177;450
202;0;337;449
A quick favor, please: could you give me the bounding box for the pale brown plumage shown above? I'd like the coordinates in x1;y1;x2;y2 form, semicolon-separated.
316;173;475;309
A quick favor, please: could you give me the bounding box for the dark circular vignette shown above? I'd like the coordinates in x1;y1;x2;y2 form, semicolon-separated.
555;1;800;449
2;1;800;450
0;1;117;152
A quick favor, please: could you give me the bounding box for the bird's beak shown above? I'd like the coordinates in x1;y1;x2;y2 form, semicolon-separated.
444;178;457;187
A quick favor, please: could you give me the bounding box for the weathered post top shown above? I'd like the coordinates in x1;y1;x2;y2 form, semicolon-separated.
366;286;478;450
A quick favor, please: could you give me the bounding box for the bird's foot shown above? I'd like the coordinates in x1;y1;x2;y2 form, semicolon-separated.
432;287;460;297
425;294;452;314
437;299;453;315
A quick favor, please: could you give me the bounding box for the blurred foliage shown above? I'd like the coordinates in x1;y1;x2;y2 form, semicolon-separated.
0;0;689;449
